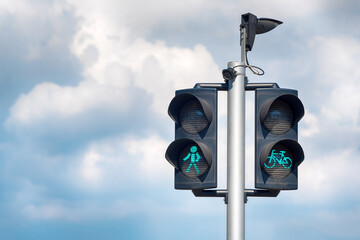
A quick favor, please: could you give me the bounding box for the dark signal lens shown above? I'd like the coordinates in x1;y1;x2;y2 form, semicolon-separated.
178;99;210;134
263;99;294;135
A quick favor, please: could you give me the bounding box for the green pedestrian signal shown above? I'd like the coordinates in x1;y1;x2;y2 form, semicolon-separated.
183;146;201;174
179;145;210;178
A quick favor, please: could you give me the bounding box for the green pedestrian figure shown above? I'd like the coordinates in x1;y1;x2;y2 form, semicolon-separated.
183;146;201;174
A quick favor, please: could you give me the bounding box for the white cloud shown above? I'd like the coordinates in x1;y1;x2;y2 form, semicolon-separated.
71;13;221;115
293;148;360;203
322;84;360;128
0;0;36;16
301;35;360;145
5;80;129;127
224;0;327;19
74;134;172;191
24;203;68;220
68;0;219;36
68;0;328;38
9;133;175;221
284;34;360;204
5;5;221;130
124;135;171;181
0;0;77;63
2;2;224;224
312;206;360;238
312;36;360;85
301;112;320;137
81;148;102;183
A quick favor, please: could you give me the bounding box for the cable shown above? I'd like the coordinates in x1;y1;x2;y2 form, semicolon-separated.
245;51;265;76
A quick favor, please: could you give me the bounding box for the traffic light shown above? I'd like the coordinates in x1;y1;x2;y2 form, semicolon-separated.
255;88;305;190
165;88;217;189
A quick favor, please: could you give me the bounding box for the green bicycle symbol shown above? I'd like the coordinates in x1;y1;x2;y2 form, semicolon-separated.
264;149;292;169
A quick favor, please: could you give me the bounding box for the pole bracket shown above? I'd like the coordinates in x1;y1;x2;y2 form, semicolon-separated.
192;188;280;204
244;189;280;203
193;83;228;91
245;82;279;90
192;189;228;204
193;81;279;91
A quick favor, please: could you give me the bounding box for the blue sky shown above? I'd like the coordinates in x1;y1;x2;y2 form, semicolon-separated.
0;0;360;239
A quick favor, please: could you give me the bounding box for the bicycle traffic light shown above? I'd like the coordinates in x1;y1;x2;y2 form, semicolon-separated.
255;88;305;190
165;88;217;189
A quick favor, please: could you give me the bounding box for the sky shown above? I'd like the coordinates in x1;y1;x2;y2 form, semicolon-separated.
0;0;360;239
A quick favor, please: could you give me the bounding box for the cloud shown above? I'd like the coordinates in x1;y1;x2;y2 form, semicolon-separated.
1;1;223;225
312;36;360;129
301;112;320;137
75;134;171;190
279;34;360;204
124;135;171;181
0;0;82;130
312;206;360;239
71;13;222;114
4;132;224;224
6;81;128;126
234;0;327;19
5;6;221;138
295;148;360;203
3;133;173;221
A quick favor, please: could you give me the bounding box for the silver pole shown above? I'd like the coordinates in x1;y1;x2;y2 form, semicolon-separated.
227;27;247;240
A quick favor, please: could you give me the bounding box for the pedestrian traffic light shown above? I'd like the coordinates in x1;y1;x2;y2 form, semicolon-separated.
165;88;217;189
255;88;305;190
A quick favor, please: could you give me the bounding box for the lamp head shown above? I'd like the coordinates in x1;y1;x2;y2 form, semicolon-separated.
256;18;283;34
241;13;282;51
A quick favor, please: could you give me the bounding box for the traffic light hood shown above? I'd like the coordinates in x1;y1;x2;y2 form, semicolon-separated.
259;94;305;129
168;93;213;126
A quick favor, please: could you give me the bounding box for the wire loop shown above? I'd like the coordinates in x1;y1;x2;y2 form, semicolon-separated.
245;51;265;76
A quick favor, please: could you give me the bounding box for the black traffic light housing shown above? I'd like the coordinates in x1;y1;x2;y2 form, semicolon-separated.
165;88;217;189
255;88;305;190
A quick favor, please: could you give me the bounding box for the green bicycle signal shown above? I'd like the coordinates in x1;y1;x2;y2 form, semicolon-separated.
264;149;292;169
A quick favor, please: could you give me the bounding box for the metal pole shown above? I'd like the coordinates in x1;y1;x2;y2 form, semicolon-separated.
227;27;247;240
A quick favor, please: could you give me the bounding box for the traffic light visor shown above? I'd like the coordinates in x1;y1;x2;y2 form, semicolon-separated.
168;93;213;135
260;94;304;135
